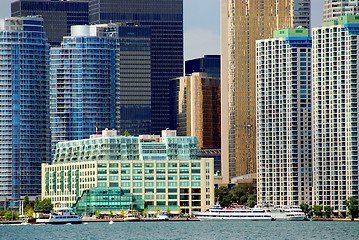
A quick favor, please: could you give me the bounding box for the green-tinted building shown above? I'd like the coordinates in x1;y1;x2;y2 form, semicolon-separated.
42;129;214;215
74;187;145;216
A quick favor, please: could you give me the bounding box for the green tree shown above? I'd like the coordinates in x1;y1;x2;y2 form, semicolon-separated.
245;194;257;208
95;210;101;218
26;208;34;218
4;209;18;220
142;208;148;217
166;206;171;216
323;206;333;218
177;207;182;216
122;130;130;136
109;210;114;218
300;203;310;215
313;205;323;217
239;196;247;205
35;198;53;213
154;206;160;217
346;197;359;221
23;196;30;208
120;208;125;218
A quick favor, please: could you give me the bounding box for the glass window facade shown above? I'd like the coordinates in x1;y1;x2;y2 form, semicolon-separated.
11;0;89;47
89;0;184;134
0;16;51;208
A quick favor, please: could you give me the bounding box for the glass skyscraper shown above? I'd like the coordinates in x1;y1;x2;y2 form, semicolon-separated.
50;24;118;148
0;16;50;208
11;0;89;46
88;0;184;134
50;24;152;149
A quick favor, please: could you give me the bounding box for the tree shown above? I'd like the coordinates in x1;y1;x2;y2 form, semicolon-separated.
142;208;148;217
95;210;101;219
245;194;257;208
109;210;113;218
166;206;171;217
35;198;53;213
26;208;34;218
313;205;323;218
120;208;125;218
300;203;310;215
154;206;160;217
177;207;182;216
323;206;333;218
346;197;358;221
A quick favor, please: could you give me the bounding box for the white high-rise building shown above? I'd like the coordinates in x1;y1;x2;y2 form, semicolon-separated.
256;28;312;207
312;15;359;215
323;0;359;22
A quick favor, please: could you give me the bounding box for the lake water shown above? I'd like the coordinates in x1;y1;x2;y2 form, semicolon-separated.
1;221;358;240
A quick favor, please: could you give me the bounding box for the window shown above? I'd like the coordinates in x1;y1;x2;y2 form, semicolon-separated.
121;176;130;180
133;163;142;168
180;163;189;167
145;189;154;193
98;170;107;174
133;176;142;180
133;169;142;174
145;182;154;187
192;169;201;174
157;182;166;187
98;176;107;181
109;182;118;187
109;176;118;181
109;163;118;168
157;188;166;193
121;169;130;174
109;170;118;174
168;176;177;180
192;182;201;187
133;189;142;193
191;163;200;167
133;182;142;187
191;175;201;180
168;169;177;174
180;182;189;187
168;163;177;167
156;163;166;168
121;163;130;168
168;182;178;187
97;163;107;168
121;182;130;187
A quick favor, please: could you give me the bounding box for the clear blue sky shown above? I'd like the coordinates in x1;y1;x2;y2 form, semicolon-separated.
0;0;324;60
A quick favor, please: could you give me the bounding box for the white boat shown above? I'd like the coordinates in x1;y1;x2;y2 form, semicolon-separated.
109;218;114;224
124;211;139;221
36;208;82;224
193;204;273;221
268;206;306;221
156;211;169;220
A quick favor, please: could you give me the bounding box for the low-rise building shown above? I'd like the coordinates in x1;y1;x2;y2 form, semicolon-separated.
42;129;214;215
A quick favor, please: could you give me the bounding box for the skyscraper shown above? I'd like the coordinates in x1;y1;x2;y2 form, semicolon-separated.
220;0;310;183
323;0;359;22
50;24;118;147
170;72;221;149
0;16;50;208
88;0;183;134
50;23;152;148
11;0;89;46
312;15;359;215
185;55;220;78
256;28;312;207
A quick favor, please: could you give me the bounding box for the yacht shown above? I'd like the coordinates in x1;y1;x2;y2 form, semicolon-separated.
267;206;306;221
193;204;273;221
36;208;82;224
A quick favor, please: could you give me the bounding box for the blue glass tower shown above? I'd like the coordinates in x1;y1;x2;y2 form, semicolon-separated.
50;24;118;148
50;24;152;148
0;16;50;208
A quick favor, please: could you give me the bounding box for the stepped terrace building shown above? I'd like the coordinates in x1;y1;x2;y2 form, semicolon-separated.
256;28;312;207
41;129;214;215
312;15;359;215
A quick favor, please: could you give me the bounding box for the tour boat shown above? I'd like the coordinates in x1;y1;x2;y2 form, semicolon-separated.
36;208;82;224
193;204;273;221
267;206;306;221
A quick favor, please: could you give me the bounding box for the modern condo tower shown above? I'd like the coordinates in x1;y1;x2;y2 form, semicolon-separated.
11;0;89;46
50;24;152;149
256;28;312;207
312;15;359;215
88;0;183;134
220;0;310;183
0;16;50;208
323;0;359;22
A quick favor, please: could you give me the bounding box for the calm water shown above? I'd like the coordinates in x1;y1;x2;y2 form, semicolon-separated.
1;221;358;240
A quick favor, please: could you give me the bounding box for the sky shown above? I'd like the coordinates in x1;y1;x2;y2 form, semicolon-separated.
0;0;324;60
